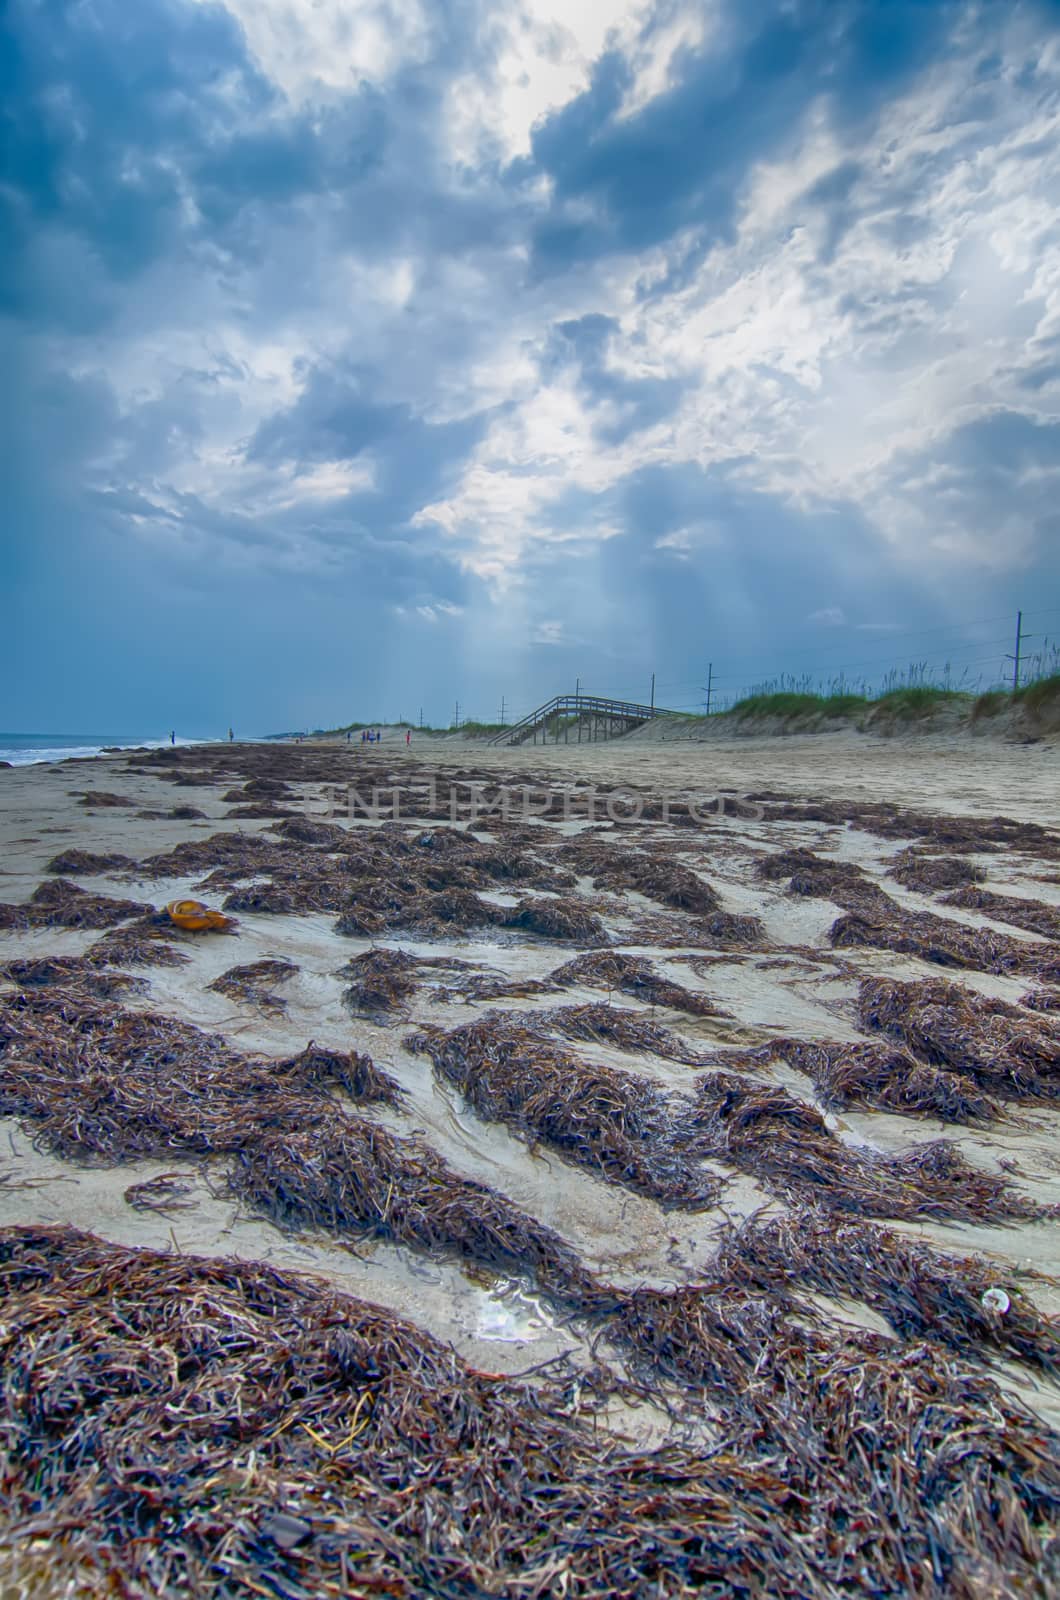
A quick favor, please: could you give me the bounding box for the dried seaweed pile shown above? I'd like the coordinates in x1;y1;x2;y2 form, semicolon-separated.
887;849;985;893
940;884;1060;939
717;1212;1060;1375
529;1001;708;1065
0;1227;833;1600
72;789;135;808
551;950;728;1017
207;958;299;1014
45;848;137;875
860;975;1060;1101
340;947;421;1017
830;898;1060;981
777;1036;1005;1123
755;793;1060;859
407;1016;717;1208
0;988;593;1299
0;878;149;932
691;1072;1037;1222
137;822;602;941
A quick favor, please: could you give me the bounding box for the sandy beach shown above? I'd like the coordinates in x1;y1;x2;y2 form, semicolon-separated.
2;727;1059;1592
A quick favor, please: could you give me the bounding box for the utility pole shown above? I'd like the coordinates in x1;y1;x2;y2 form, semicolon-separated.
454;701;460;730
419;708;423;729
499;696;506;726
705;663;713;717
1012;611;1023;692
650;672;655;713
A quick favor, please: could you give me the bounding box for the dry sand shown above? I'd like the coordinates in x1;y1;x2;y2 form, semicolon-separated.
2;727;1059;1425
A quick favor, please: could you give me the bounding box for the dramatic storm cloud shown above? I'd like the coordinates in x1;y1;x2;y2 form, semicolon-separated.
3;0;1059;731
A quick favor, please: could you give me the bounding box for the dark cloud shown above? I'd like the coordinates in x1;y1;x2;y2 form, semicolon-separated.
2;0;1058;732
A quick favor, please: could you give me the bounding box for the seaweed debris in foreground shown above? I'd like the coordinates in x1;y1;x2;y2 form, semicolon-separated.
0;989;587;1298
408;1016;718;1207
207;958;299;1014
776;1037;1005;1124
0;1226;826;1600
717;1212;1060;1375
859;975;1060;1100
691;1073;1037;1222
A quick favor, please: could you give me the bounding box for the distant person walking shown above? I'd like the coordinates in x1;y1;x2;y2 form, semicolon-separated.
170;730;175;746
406;729;411;747
228;727;234;743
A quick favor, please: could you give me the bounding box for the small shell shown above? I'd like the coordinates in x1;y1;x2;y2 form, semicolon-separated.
981;1287;1011;1315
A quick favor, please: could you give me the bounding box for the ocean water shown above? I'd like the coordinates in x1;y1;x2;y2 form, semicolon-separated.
0;734;202;767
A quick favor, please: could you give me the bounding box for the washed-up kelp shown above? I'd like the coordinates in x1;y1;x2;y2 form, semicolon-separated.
1023;988;1060;1014
207;958;299;1014
691;1073;1037;1222
830;900;1060;981
530;1001;708;1066
45;848;137;875
0;989;587;1298
407;1016;718;1207
859;975;1060;1101
0;1227;837;1600
72;790;135;808
717;1212;1060;1376
754;794;1060;858
0;989;402;1159
0;879;148;932
230;1122;594;1300
940;884;1060;940
551;950;727;1017
0;956;148;1001
340;947;420;1018
586;1260;1060;1600
887;850;985;893
123;1172;197;1213
777;1037;1005;1124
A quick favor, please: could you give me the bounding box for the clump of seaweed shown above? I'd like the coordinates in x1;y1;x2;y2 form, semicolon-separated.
408;1016;718;1207
207;958;299;1014
940;884;1060;940
277;1042;402;1105
123;1172;197;1213
830;901;1060;981
499;896;608;944
529;1001;708;1066
859;975;1060;1100
0;1226;842;1600
72;790;135;808
777;1037;1005;1123
719;1212;1060;1375
0;957;148;1000
887;850;984;893
45;849;137;875
0;879;148;932
551;951;727;1018
0;989;587;1298
691;1072;1036;1221
340;948;420;1018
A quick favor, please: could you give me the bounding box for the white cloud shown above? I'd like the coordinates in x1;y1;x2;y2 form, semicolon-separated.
199;0;432;104
808;606;846;627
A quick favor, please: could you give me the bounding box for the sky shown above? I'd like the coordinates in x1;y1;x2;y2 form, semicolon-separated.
3;0;1060;735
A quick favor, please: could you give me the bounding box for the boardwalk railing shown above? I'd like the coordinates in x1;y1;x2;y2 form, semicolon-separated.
487;693;676;747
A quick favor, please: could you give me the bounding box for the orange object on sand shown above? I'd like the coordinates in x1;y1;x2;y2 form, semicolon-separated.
166;899;235;933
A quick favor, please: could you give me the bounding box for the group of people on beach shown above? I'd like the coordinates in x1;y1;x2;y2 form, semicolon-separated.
345;728;412;746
